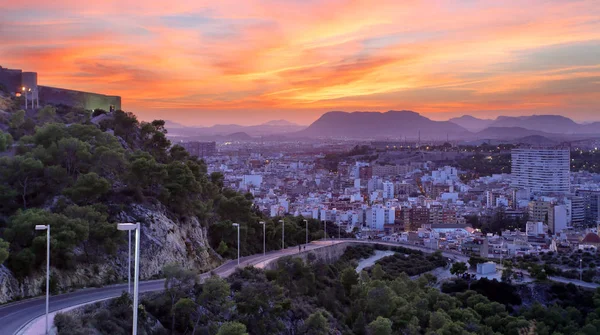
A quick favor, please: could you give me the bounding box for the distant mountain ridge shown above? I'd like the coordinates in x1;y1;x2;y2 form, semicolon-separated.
165;119;305;138
296;110;466;139
451;114;600;135
449;115;494;132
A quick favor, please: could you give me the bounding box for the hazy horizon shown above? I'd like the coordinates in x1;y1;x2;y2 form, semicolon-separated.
1;0;599;125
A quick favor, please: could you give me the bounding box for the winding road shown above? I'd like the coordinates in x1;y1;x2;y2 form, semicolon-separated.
0;241;341;335
1;239;597;334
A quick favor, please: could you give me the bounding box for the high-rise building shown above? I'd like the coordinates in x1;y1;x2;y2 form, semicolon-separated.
570;196;585;226
511;148;570;194
576;189;600;225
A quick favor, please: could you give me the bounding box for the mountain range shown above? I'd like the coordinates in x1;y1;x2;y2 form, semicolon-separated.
450;114;600;135
165;111;600;141
165;119;305;138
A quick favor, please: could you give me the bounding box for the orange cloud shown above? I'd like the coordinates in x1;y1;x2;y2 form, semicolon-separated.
0;0;599;125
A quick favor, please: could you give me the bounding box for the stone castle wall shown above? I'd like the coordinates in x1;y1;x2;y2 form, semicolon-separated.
38;85;121;111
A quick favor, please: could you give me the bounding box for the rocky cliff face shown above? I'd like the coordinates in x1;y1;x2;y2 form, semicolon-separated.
0;203;221;304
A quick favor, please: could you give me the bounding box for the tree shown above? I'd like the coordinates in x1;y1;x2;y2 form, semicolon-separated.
372;264;385;280
62;205;120;258
0;238;9;264
63;172;111;205
57;137;92;175
9;110;25;129
450;262;468;278
302;311;329;335
216;241;229;256
501;261;514;283
353;312;367;335
37;105;56;122
368;316;392;335
0;155;44;209
0;130;12;152
163;263;196;334
217;322;248;335
341;268;359;294
4;209;89;273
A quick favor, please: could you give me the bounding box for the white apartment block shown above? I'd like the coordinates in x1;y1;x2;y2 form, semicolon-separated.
511;148;570;194
365;205;395;231
383;181;395;199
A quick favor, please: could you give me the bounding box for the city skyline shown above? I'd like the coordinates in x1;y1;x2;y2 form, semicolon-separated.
1;0;599;125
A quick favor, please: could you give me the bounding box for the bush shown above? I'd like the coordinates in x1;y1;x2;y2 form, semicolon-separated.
54;312;82;334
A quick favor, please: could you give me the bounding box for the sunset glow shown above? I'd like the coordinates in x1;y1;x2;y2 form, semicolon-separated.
1;0;599;125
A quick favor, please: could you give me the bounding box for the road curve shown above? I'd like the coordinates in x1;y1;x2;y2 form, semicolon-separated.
0;241;340;335
2;239;596;334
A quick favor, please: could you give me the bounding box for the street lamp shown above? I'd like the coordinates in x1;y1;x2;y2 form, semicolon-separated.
338;222;341;239
259;221;266;255
580;258;583;281
118;223;140;335
279;220;285;250
323;220;327;241
35;224;50;335
303;220;308;245
232;223;240;265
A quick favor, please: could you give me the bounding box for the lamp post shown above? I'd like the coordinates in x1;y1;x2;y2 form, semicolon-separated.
232;223;240;265
128;230;131;294
35;224;50;335
580;258;583;281
338;223;341;240
118;223;141;335
303;220;308;245
22;87;28;109
279;220;284;250
323;220;327;241
259;221;266;255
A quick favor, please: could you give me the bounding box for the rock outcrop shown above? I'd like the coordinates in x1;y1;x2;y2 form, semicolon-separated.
0;203;221;304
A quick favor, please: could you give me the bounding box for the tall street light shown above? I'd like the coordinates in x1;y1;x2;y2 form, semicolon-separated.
259;221;266;255
35;224;50;335
279;219;285;250
232;223;240;265
303;219;308;245
580;258;583;281
118;223;141;335
323;220;327;241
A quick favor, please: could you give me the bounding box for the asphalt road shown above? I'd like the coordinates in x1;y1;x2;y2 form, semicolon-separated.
0;241;338;335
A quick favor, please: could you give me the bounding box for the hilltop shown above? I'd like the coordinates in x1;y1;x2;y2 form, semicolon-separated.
296;110;467;139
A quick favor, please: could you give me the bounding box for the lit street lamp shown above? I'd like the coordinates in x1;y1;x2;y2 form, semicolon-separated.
580;258;583;281
35;224;50;335
232;223;240;265
118;223;141;335
259;221;266;255
279;220;285;250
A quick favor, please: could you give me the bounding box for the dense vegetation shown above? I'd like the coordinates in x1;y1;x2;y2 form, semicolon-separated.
56;245;600;334
0;97;272;281
510;251;600;283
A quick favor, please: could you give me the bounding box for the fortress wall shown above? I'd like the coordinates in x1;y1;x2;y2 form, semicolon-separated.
38;85;121;111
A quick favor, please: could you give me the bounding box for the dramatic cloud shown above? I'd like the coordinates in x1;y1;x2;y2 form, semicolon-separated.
1;0;599;125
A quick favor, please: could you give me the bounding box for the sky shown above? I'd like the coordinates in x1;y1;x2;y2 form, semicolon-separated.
1;0;599;126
